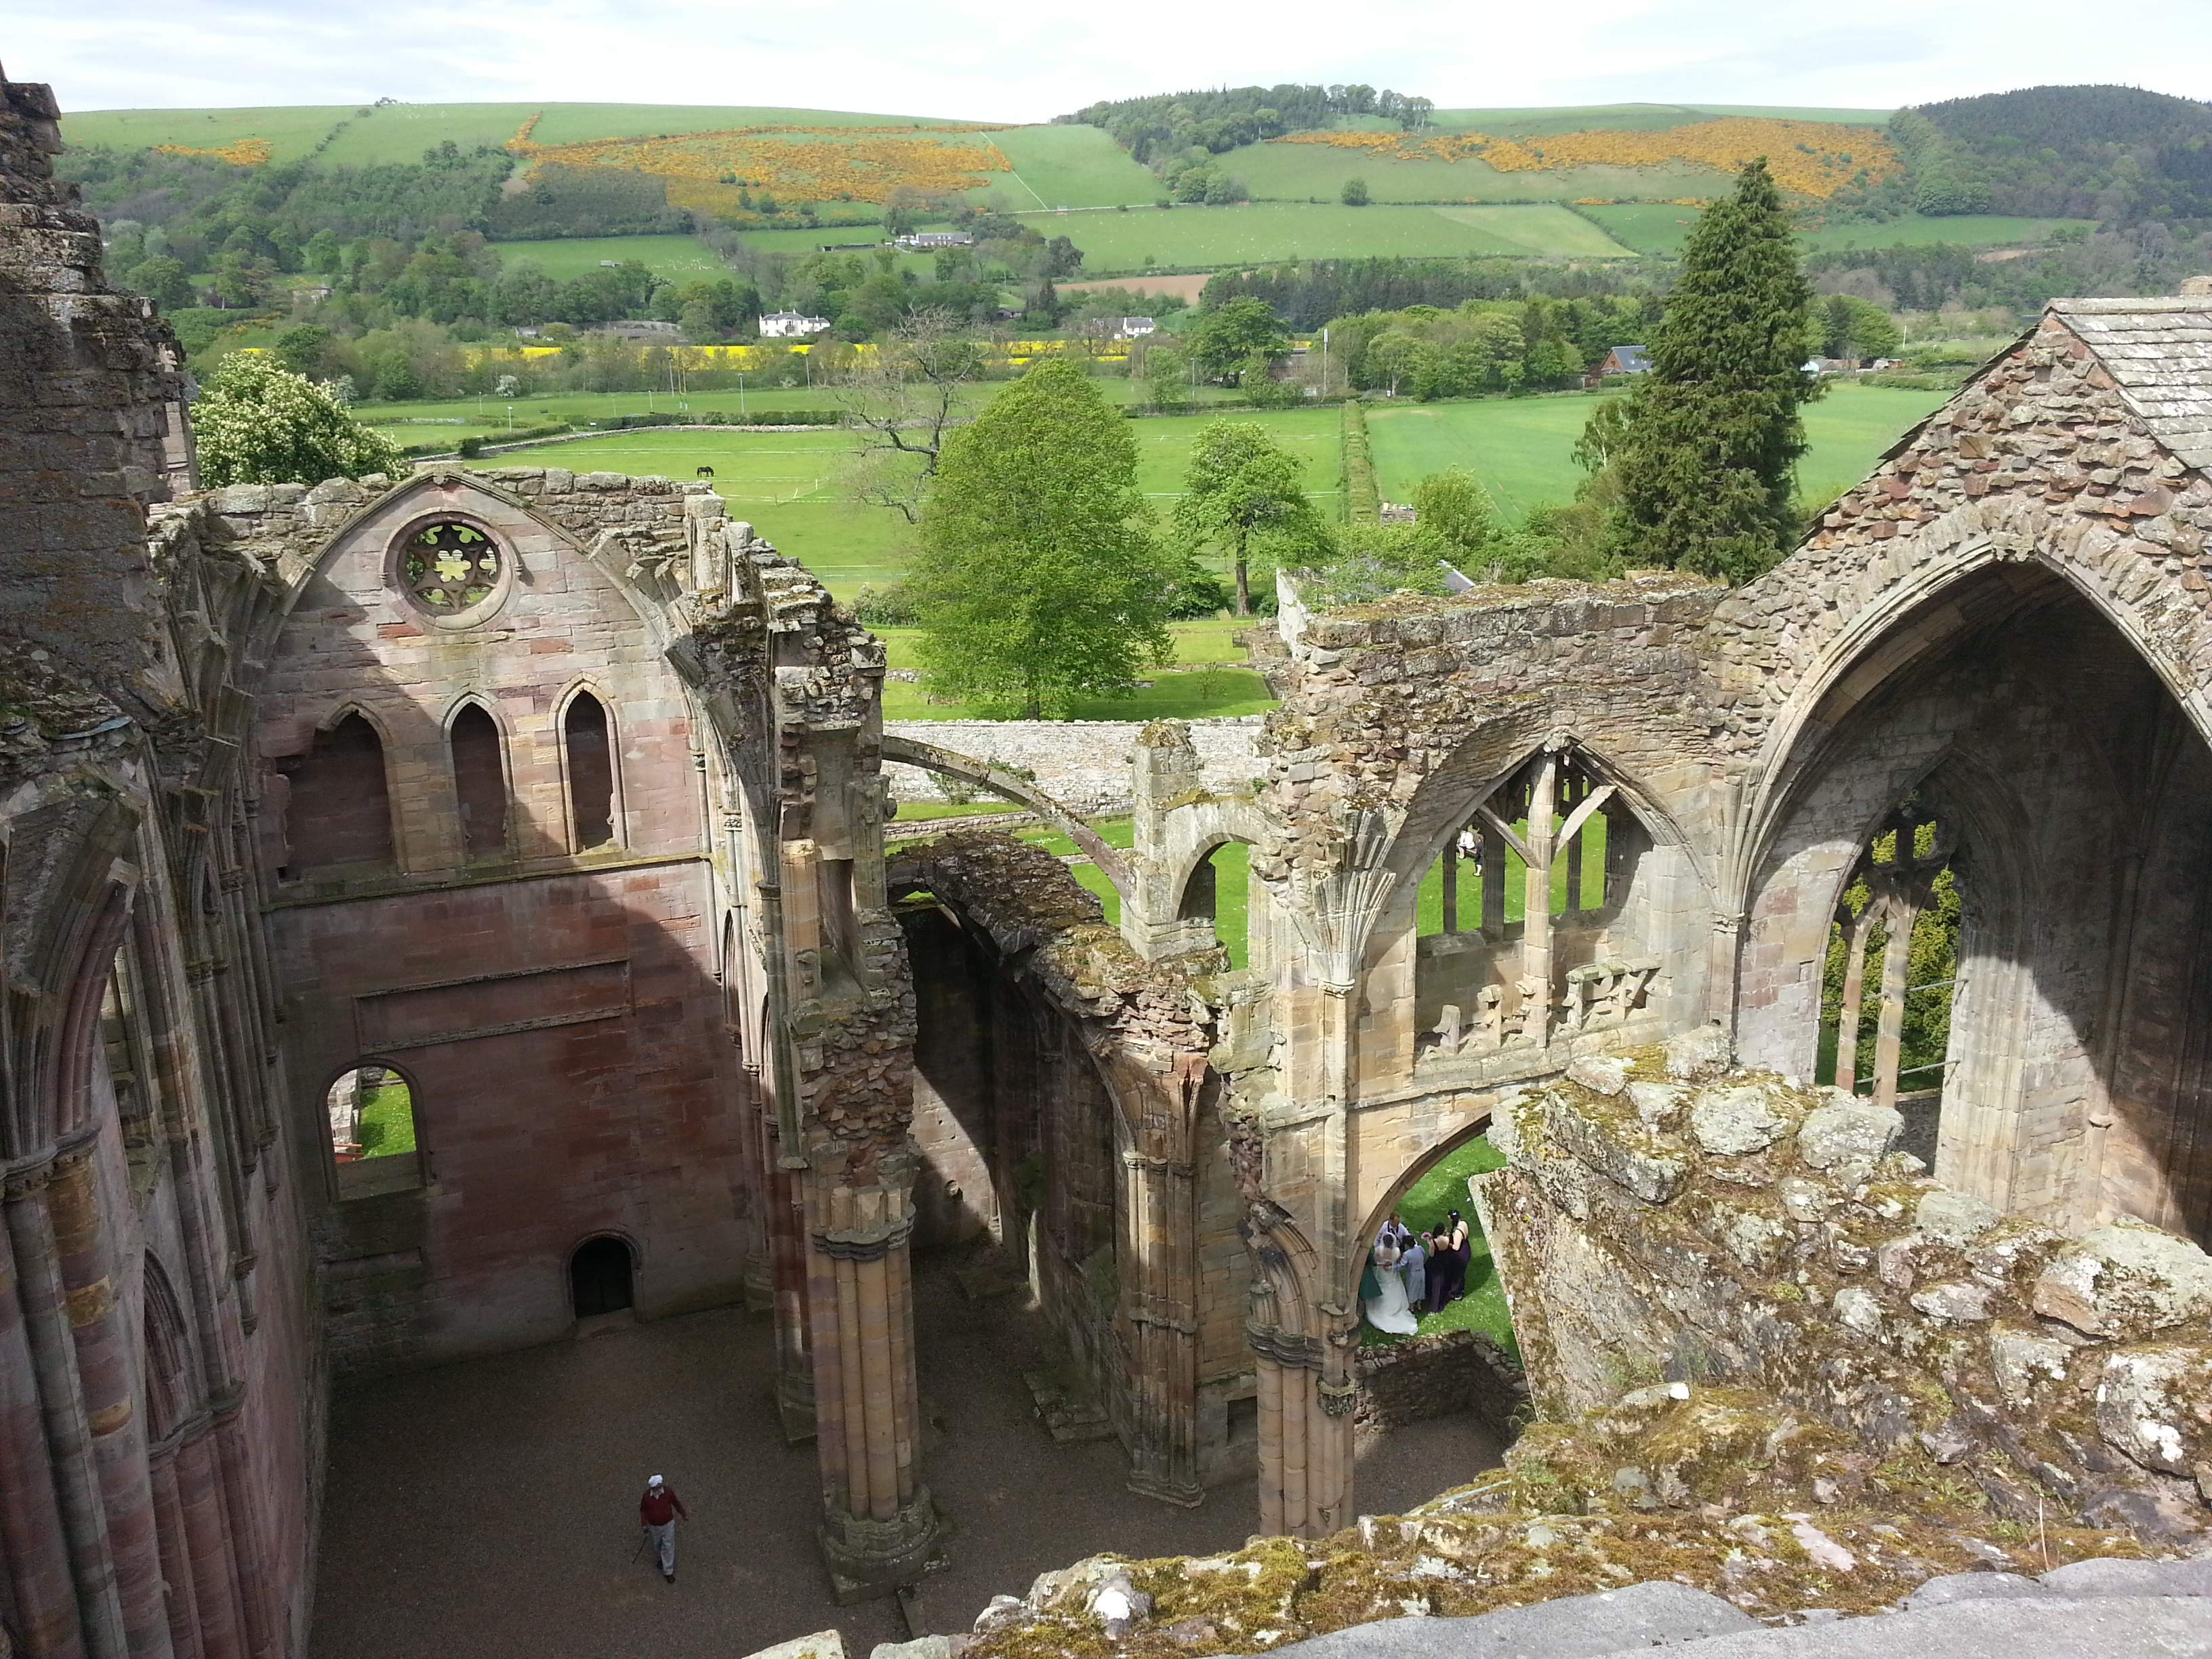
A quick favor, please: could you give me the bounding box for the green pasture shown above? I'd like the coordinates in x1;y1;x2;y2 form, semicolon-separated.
874;621;1273;722
490;234;736;281
1796;214;2096;252
989;126;1162;209
61;104;350;163
1052;202;1635;274
1364;382;1947;516
1231;142;1721;209
1585;203;2095;255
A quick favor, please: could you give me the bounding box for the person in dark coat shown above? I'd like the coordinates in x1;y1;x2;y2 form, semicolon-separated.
1430;1210;1471;1308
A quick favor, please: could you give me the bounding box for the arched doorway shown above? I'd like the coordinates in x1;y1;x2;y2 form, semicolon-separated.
327;1064;423;1198
1178;840;1255;968
569;1236;635;1318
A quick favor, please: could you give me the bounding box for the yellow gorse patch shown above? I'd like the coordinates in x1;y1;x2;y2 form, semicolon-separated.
1269;117;1897;199
152;137;274;166
506;115;1015;215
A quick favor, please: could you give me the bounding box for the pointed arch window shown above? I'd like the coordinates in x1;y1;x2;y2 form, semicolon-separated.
564;691;617;851
1178;840;1254;969
1416;746;1657;1058
279;712;394;876
449;703;509;862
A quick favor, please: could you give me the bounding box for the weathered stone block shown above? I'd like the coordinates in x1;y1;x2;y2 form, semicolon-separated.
1689;1085;1793;1156
1797;1101;1902;1172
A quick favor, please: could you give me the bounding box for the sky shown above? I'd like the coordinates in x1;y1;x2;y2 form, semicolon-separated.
11;0;2209;121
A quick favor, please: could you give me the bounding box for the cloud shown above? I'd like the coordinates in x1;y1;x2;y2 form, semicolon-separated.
11;0;2210;124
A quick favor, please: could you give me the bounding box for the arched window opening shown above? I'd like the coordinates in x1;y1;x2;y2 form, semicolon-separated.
1179;842;1253;969
1818;798;1959;1165
328;1065;422;1197
1358;1126;1514;1353
449;703;509;862
569;1236;635;1318
564;692;617;851
1416;747;1656;1059
402;520;503;617
279;713;394;877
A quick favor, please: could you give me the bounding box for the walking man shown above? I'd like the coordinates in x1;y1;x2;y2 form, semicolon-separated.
639;1474;689;1583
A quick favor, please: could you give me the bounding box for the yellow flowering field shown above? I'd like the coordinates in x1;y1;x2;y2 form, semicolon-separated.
1269;116;1896;199
507;114;1015;214
152;137;274;166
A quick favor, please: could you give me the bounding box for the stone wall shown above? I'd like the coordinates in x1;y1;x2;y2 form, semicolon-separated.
1353;1327;1530;1439
884;716;1265;815
1477;1035;2212;1537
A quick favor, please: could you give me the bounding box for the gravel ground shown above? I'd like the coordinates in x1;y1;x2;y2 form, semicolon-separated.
310;1258;1504;1659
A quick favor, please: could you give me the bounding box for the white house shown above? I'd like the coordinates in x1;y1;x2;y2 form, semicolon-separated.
760;311;833;339
1118;316;1157;338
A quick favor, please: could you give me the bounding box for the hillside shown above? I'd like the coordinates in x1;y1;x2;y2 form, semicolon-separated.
1904;84;2212;220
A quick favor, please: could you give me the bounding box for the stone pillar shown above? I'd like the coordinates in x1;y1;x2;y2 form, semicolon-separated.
0;1211;89;1659
805;1162;939;1603
146;1450;202;1659
1121;1146;1202;1506
47;1153;172;1659
171;1432;245;1659
3;1159;127;1659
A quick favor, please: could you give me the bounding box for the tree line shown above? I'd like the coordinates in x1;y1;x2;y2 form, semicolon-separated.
1056;83;1437;167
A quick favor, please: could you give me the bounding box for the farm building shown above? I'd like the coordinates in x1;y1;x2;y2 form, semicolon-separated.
760;310;833;337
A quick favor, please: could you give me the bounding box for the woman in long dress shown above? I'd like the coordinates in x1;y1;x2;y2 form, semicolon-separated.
1362;1240;1420;1334
1430;1210;1471;1309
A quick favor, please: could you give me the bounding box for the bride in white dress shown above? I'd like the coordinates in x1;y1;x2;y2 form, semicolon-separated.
1362;1240;1420;1335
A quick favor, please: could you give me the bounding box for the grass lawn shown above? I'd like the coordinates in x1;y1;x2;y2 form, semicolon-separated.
1042;203;1636;274
489;234;737;282
355;1080;416;1158
880;665;1276;723
1363;1133;1514;1352
1364;382;1950;516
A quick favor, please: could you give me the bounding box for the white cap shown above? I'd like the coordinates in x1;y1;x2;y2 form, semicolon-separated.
648;1475;663;1486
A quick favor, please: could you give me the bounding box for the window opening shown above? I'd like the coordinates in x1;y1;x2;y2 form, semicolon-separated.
569;1236;635;1317
1179;842;1253;969
279;713;394;876
1819;798;1959;1158
327;1065;423;1197
402;521;502;615
1416;747;1654;1057
449;704;509;861
564;692;617;850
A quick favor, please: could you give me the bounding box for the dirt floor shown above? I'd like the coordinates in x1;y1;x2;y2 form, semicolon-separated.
308;1256;1504;1659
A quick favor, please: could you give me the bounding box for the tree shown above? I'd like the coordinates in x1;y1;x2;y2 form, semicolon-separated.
1340;177;1370;206
1145;341;1195;413
836;308;988;523
123;255;194;311
192;352;405;488
272;324;335;381
1599;159;1823;583
1411;468;1497;563
1191;296;1290;383
910;361;1173;718
1822;293;1901;361
1173;419;1331;615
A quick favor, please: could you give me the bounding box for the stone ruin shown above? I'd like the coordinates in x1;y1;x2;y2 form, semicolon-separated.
7;53;2212;1659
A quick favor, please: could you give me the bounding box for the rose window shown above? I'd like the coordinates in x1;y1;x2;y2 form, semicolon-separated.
403;522;502;614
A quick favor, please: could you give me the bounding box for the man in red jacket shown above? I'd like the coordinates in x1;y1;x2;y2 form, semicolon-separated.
639;1475;689;1582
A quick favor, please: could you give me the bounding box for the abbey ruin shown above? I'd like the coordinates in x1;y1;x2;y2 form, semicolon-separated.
4;60;2211;1659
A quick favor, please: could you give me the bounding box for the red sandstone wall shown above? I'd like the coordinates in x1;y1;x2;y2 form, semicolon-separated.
257;472;755;1366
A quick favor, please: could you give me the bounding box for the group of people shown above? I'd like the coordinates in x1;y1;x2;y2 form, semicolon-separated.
1359;1210;1472;1336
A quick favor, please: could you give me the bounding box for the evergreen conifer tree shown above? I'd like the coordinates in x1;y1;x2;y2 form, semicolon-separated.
1601;159;1821;582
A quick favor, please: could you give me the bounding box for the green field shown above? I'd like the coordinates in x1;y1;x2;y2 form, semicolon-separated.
448;381;1943;592
61;100;995;165
1035;202;1635;274
1586;203;2095;255
1231;143;1721;207
1364;382;1950;515
490;234;737;281
990;126;1162;209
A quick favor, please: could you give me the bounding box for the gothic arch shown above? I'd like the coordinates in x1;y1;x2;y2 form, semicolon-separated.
554;680;626;852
